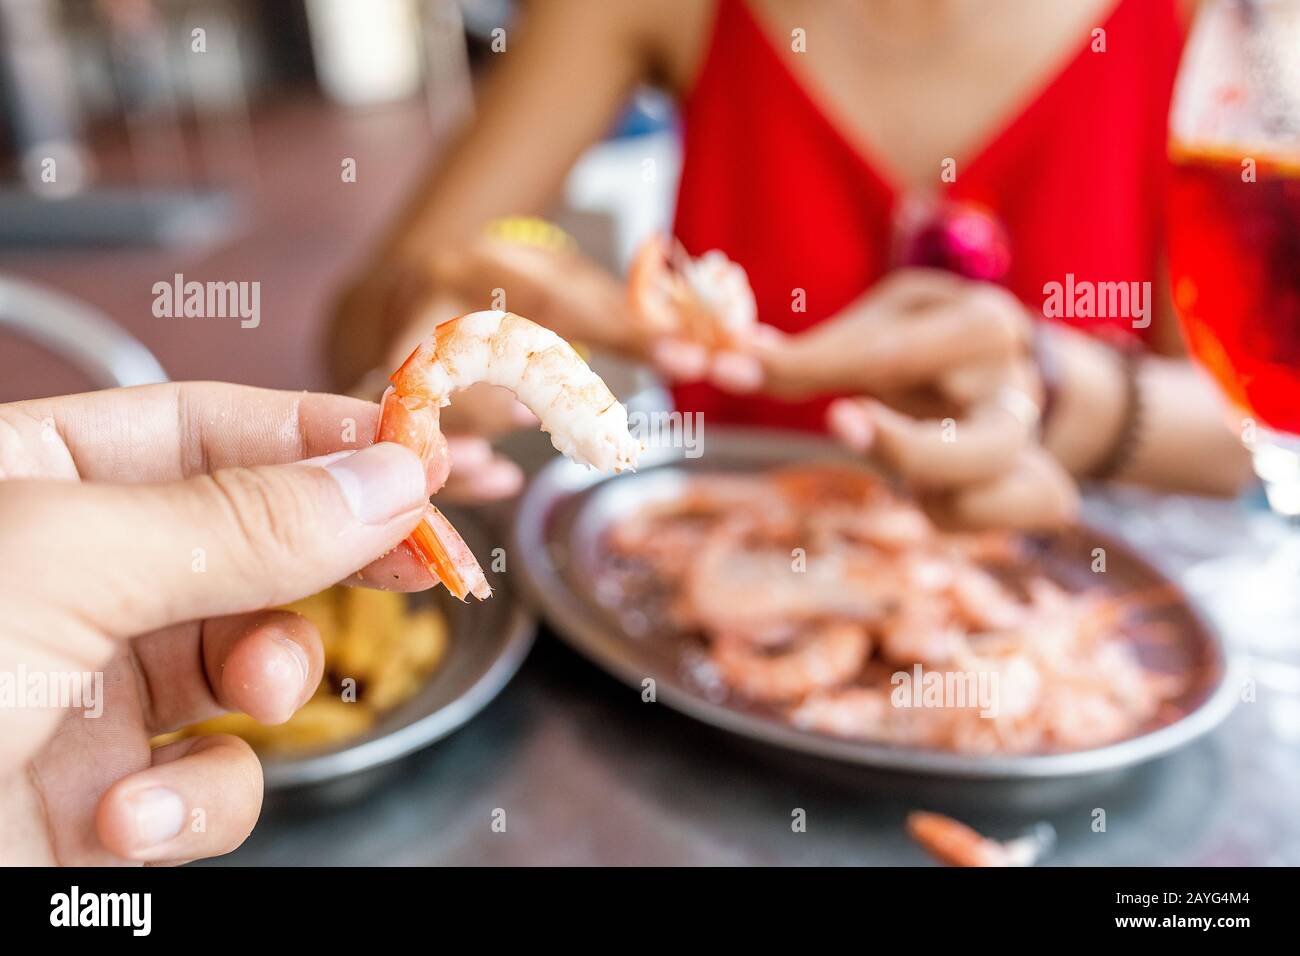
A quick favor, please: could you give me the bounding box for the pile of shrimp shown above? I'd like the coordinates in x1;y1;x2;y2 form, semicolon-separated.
604;465;1183;755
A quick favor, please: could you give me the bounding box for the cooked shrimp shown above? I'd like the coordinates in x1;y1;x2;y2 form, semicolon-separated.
628;235;756;348
774;465;937;551
788;687;892;739
601;465;1183;756
682;527;903;633
948;565;1026;631
710;623;871;704
769;463;884;506
835;503;935;552
907;812;1055;867
607;474;786;557
876;598;967;667
380;310;641;600
789;685;964;747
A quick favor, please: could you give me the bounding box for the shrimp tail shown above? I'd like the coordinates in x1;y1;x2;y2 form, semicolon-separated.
376;385;487;601
906;812;1053;867
407;507;492;602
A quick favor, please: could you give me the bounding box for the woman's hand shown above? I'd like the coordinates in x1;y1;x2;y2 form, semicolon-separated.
758;270;1080;531
0;382;484;865
626;237;770;393
826;396;1079;531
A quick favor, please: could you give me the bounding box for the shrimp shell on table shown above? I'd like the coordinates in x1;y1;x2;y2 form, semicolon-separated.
379;310;641;601
906;812;1055;867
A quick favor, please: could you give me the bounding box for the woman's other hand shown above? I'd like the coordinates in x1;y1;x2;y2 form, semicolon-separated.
757;270;1080;530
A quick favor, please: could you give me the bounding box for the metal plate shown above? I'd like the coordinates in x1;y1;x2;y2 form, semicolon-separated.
262;507;535;791
512;429;1239;780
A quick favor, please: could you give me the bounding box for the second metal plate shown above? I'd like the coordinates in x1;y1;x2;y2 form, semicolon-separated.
512;429;1238;779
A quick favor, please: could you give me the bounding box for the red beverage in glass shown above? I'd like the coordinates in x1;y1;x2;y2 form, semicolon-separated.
1166;0;1300;672
1167;146;1300;436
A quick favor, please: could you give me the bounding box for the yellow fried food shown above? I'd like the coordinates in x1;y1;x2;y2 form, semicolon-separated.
162;586;449;755
282;589;341;657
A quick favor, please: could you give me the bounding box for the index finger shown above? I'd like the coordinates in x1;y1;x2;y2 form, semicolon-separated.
854;292;1030;393
4;382;382;483
828;395;1033;490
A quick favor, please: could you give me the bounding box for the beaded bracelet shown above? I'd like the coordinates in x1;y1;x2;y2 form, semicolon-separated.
1088;348;1144;481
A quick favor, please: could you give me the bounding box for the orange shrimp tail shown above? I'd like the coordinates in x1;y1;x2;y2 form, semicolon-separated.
906;812;1007;868
387;341;433;397
376;383;486;601
376;386;436;454
407;507;492;602
386;317;468;399
628;236;681;336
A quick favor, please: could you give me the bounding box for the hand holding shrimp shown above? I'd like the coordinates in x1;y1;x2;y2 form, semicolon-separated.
379;310;641;600
0;383;452;864
628;235;771;393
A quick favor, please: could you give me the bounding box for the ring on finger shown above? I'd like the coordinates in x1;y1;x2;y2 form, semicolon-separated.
994;385;1042;438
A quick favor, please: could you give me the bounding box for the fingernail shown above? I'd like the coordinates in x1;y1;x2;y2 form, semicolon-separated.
126;787;185;850
828;400;874;451
272;634;310;703
310;443;428;524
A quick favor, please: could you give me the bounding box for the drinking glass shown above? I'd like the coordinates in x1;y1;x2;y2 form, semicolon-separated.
1167;0;1300;684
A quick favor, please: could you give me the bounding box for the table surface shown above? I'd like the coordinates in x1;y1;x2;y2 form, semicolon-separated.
3;97;1295;867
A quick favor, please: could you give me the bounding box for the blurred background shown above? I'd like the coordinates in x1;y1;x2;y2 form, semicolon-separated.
0;0;674;400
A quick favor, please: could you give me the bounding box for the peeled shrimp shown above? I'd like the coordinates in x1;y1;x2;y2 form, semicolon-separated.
710;622;871;704
628;235;756;348
790;687;953;748
682;527;904;633
947;565;1026;631
601;464;1181;756
380;310;641;600
876;597;967;667
788;688;892;739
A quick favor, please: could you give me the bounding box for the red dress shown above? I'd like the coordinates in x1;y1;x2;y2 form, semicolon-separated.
671;0;1183;431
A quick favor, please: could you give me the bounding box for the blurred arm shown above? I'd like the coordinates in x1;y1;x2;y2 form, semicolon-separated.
1043;327;1252;496
329;0;655;389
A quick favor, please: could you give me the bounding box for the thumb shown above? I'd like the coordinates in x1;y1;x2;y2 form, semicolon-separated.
3;442;429;644
752;335;817;398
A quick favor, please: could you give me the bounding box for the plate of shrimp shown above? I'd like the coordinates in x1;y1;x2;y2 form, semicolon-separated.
512;429;1239;779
